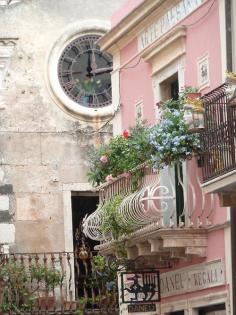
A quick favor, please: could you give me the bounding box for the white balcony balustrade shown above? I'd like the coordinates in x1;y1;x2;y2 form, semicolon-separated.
83;160;217;259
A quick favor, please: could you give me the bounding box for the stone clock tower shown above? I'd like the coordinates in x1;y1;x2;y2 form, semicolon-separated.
0;0;126;253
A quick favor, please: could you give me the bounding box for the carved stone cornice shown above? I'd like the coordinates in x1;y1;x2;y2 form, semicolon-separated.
95;227;208;260
0;38;18;46
0;0;22;6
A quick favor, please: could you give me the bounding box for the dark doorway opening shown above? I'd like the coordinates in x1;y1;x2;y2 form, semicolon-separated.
72;192;99;252
71;192;99;299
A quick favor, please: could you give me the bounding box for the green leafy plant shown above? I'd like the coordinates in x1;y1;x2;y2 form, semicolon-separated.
226;70;236;79
87;123;153;186
100;195;133;240
0;260;63;313
181;86;199;93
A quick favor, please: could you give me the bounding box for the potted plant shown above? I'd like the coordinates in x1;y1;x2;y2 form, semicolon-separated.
183;86;201;100
149;96;201;169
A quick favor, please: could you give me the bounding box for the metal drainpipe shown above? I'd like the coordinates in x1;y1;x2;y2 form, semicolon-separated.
225;0;235;313
225;0;232;71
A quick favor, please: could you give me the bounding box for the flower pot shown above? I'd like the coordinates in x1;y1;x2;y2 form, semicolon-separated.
0;280;4;306
226;76;236;85
63;300;77;311
186;92;201;100
37;296;55;310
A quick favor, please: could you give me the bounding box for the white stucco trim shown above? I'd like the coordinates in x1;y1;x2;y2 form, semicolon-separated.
161;291;228;315
219;0;227;81
46;20;117;122
224;225;233;315
110;51;122;136
232;0;236;72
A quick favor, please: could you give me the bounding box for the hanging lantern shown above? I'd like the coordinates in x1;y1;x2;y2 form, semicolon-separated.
75;224;90;261
183;104;194;129
192;105;205;130
184;97;204;132
78;244;89;260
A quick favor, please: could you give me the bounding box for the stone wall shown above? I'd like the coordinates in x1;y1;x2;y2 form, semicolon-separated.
0;0;125;252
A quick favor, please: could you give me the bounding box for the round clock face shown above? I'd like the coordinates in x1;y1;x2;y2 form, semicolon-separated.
58;35;113;108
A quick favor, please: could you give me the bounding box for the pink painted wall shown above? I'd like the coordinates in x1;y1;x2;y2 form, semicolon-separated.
111;0;144;27
119;0;222;129
120;39;155;129
184;0;222;92
110;0;229;304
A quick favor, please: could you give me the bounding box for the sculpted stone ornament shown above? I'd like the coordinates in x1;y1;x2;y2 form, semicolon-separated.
0;0;22;6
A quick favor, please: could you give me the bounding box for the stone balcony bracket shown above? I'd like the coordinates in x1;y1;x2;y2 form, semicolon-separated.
96;228;208;261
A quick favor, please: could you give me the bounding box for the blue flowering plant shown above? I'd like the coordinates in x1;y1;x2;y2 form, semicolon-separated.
149;97;200;169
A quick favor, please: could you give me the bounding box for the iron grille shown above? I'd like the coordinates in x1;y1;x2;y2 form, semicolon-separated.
200;84;236;182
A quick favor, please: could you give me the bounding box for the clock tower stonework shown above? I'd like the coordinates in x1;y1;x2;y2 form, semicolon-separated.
0;0;126;253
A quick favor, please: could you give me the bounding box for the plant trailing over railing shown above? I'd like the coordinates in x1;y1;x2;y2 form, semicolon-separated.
87;92;202;186
149;94;200;169
87;123;153;186
101;195;133;240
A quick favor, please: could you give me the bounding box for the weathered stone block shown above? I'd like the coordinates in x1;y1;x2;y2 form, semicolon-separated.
0;210;11;222
0;195;9;210
0;223;15;244
0;133;41;165
14;221;64;252
41;134;83;165
0;184;13;194
16;192;63;222
5;165;58;193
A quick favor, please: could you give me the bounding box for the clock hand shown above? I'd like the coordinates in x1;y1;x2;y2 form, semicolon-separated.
91;49;98;72
86;50;92;75
92;67;113;75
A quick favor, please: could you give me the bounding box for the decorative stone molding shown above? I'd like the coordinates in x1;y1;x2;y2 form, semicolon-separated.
0;38;17;108
141;26;186;75
0;0;22;6
95;227;208;260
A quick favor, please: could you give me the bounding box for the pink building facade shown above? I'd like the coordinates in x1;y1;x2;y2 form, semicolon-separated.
97;0;233;314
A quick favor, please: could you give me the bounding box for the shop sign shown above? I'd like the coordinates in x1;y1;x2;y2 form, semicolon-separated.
160;260;225;298
128;304;156;313
138;0;203;51
121;270;161;304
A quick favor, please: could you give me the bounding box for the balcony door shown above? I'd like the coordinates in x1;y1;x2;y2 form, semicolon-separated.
159;76;184;226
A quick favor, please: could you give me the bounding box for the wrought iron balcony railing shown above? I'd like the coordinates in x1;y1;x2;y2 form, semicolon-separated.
200;83;236;182
0;251;118;315
83;161;216;243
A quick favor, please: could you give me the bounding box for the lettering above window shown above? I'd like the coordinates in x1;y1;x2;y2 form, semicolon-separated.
138;0;203;51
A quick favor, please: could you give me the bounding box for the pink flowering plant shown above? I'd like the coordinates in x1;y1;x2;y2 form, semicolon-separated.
87;123;153;186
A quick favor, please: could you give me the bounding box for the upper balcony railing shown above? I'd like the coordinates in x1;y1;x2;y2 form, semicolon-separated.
200;83;236;182
83;160;216;244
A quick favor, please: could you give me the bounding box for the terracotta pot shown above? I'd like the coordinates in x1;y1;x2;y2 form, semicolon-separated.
0;280;4;306
186;92;201;100
37;296;55;310
63;300;77;311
